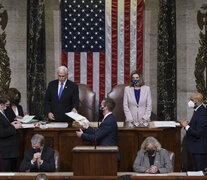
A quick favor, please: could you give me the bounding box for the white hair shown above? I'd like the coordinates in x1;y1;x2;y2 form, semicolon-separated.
57;66;68;74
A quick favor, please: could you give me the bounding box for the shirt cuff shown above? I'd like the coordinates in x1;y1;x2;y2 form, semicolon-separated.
40;160;43;165
185;125;190;131
31;160;34;165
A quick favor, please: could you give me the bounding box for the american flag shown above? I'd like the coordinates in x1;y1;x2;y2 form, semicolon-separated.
61;0;144;116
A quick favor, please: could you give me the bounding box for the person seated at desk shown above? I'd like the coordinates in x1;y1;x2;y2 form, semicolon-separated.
133;136;173;173
5;88;28;122
35;174;48;180
123;70;152;127
20;134;55;172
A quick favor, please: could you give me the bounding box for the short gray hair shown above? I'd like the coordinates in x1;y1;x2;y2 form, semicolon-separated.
57;66;68;74
31;134;45;146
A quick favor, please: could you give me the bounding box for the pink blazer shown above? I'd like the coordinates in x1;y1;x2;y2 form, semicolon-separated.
123;85;152;122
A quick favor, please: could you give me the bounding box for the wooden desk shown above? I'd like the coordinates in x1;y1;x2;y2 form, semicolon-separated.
1;172;207;180
19;126;181;172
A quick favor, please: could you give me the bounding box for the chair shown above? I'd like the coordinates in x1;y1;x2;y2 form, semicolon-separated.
54;150;60;172
78;84;96;122
168;150;175;172
107;84;127;122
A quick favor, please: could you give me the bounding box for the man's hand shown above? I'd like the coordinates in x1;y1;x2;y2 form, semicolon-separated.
76;129;83;138
11;121;22;129
180;120;189;127
48;112;55;120
82;122;89;129
72;108;77;113
32;152;41;163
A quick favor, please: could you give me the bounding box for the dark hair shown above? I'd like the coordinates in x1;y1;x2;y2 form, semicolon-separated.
0;94;9;104
35;174;48;180
129;70;145;87
103;98;116;111
7;88;21;104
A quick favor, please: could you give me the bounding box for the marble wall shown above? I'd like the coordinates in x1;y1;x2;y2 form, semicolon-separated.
1;0;206;121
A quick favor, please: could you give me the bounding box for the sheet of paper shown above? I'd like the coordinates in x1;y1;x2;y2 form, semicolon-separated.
65;112;89;125
187;171;204;176
21;123;35;128
17;115;35;123
150;121;179;128
46;123;68;128
0;173;15;176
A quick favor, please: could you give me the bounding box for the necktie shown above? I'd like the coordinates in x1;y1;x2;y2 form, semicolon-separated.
58;83;64;99
1;112;9;122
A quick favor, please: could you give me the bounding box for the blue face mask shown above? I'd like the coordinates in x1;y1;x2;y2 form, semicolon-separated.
132;79;139;85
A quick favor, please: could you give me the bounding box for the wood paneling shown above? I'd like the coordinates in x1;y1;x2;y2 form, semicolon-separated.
19;126;181;172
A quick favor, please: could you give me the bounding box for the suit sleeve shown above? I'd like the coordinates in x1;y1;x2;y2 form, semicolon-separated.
72;83;79;110
82;119;115;142
0;123;16;138
133;150;148;172
123;87;134;122
142;86;152;121
157;149;173;173
44;83;52;115
40;149;55;172
187;114;207;138
19;151;36;172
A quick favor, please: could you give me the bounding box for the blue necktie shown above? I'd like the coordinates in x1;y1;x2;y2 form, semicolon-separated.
58;83;64;99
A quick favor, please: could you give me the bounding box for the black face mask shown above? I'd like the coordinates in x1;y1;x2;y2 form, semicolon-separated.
33;148;41;154
99;106;104;114
147;149;155;156
13;97;20;105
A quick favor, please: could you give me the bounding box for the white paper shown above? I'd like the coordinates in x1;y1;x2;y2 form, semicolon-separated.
0;173;15;176
65;112;89;125
46;123;68;128
152;121;179;127
21;123;36;128
187;171;204;176
17;115;35;123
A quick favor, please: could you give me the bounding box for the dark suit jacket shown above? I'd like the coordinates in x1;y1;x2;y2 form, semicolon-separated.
19;146;55;172
44;79;79;122
81;113;121;162
0;112;19;158
186;105;207;153
82;113;118;146
5;105;24;122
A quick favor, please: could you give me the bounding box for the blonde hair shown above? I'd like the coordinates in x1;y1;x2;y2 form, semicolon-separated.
140;136;161;152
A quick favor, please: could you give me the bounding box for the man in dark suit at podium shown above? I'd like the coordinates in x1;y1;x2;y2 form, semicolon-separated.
44;66;79;122
181;92;207;171
76;98;121;169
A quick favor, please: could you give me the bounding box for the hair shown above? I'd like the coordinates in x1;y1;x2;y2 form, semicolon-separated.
129;70;145;87
57;66;68;74
31;134;45;146
0;94;9;104
103;98;116;111
35;174;48;180
7;88;21;104
140;136;162;152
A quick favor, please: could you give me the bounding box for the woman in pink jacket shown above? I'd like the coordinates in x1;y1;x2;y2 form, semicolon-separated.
123;70;152;127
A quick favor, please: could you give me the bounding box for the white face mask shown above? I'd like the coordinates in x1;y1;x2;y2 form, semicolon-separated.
188;100;195;109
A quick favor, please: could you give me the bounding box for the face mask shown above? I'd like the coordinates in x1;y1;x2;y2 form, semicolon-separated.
146;149;155;156
13;97;20;105
33;148;41;154
132;79;139;86
99;106;104;114
188;100;195;109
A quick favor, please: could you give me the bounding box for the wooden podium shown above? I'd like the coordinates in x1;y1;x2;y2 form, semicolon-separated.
72;146;118;176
